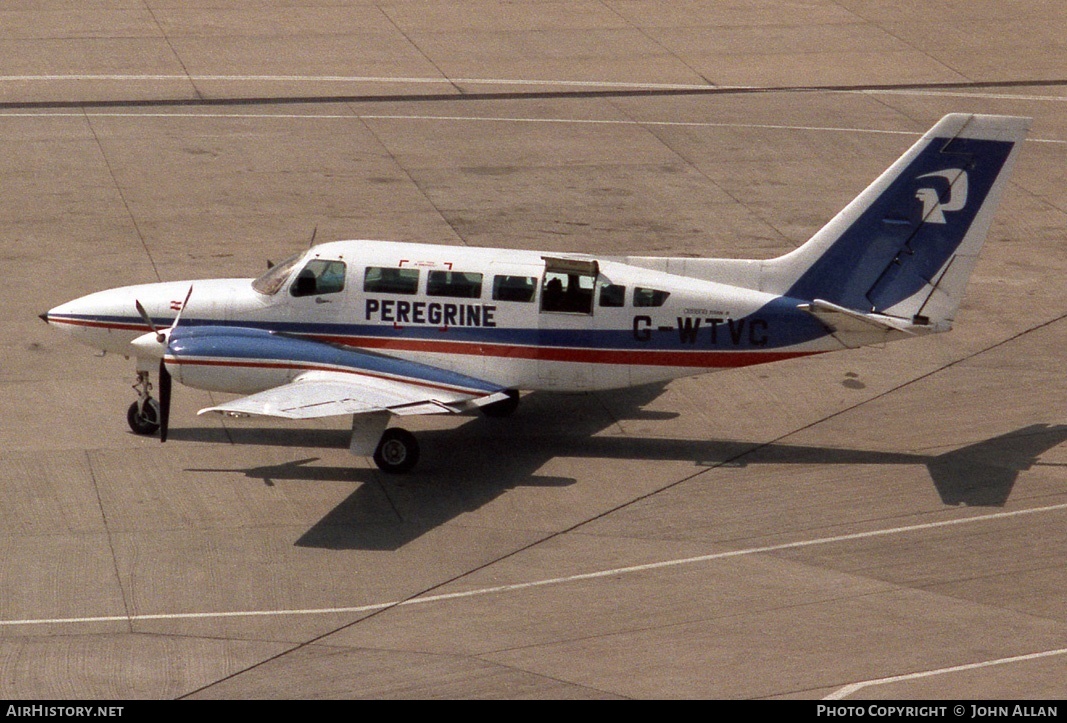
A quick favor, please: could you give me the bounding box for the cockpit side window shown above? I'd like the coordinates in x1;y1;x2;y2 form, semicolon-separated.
290;259;347;297
251;253;303;296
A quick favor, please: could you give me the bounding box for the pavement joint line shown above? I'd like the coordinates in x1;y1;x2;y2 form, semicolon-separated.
0;74;1065;95
3;501;1066;630
0;75;1065;107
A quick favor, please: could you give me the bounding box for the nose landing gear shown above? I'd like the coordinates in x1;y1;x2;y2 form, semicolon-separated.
128;370;161;436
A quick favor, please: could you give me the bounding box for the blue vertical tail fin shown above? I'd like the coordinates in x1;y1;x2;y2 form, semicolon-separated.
768;113;1030;325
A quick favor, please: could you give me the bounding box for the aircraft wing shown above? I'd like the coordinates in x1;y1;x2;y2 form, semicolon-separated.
167;326;510;420
199;369;511;419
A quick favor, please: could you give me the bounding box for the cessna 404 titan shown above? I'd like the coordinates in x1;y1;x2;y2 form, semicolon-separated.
41;113;1029;472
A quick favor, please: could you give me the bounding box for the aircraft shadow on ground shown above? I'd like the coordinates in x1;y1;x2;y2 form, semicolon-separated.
174;387;1067;550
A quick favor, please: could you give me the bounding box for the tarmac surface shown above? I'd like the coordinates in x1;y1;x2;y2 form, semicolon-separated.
1;0;1066;700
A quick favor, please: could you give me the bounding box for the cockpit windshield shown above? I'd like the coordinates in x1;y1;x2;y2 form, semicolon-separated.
251;253;303;295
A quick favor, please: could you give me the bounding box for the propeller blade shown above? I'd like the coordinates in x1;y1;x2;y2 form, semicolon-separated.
169;285;194;331
135;300;165;343
158;360;172;443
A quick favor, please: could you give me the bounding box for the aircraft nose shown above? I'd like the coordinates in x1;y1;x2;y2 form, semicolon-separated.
40;288;141;354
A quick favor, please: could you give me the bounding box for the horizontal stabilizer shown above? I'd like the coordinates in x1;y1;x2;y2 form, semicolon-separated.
799;298;929;349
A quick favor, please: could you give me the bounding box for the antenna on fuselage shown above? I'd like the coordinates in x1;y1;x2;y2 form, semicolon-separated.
267;225;317;268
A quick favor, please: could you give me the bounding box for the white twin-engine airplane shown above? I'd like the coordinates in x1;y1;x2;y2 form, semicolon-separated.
42;113;1030;472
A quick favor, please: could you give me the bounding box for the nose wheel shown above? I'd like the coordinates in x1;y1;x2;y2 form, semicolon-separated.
127;398;162;435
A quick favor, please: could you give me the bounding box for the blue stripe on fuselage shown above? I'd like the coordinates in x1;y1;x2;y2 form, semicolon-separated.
166;326;504;393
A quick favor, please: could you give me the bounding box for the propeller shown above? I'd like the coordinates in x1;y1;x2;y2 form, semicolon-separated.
133;285;193;443
158;358;172;443
135;299;166;343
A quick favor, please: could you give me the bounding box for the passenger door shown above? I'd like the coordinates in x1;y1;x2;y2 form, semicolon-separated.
537;257;598;389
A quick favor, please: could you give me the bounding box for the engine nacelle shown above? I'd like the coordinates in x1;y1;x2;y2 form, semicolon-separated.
164;326;305;394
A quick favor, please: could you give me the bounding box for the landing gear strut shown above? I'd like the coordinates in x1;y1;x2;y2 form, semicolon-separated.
128;371;161;435
480;388;520;418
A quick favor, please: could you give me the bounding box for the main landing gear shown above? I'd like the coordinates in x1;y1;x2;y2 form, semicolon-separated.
373;428;419;474
127;371;161;436
367;389;520;473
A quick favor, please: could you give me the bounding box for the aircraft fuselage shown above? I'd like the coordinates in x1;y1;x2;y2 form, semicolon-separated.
45;239;842;394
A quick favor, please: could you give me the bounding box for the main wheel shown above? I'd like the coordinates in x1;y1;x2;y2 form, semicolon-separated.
127;399;162;436
373;428;419;473
480;389;520;418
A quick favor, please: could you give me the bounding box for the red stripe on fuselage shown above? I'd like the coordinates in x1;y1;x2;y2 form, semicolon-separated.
48;317;150;332
309;334;819;368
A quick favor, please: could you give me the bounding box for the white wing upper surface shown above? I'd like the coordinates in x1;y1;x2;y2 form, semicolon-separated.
199;369;510;419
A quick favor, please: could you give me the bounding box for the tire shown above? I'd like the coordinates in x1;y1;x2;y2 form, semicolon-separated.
127;399;161;436
373;428;419;473
480;389;520;418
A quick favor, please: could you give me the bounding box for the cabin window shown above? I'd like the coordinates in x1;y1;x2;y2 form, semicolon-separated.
541;271;594;314
599;284;625;308
492;275;537;302
364;266;419;295
633;287;670;307
290;259;347;297
252;253;303;296
427;270;483;299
